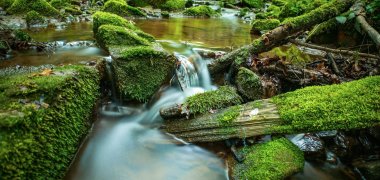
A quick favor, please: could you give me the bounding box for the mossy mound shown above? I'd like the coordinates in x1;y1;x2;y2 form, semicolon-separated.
279;0;328;19
272;76;380;133
251;19;280;34
183;5;220;17
25;10;45;26
236;67;263;101
103;0;146;17
7;0;59;16
159;0;186;11
0;65;101;179
95;24;150;50
0;0;14;9
184;86;243;114
234;138;304;179
242;0;264;8
92;11;137;35
65;6;81;15
113;46;175;102
49;0;70;9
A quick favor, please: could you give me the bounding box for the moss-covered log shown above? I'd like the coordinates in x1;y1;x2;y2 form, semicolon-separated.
233;138;304;179
208;0;355;76
162;76;380;142
0;65;102;179
355;2;380;51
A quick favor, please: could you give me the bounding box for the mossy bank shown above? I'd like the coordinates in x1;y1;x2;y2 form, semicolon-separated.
0;65;101;179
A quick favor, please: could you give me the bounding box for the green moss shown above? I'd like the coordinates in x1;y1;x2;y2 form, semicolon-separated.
234;138;304;179
265;5;281;18
65;6;82;15
25;10;45;26
134;30;156;42
103;0;146;17
272;0;287;6
216;105;241;125
185;86;243;114
92;11;137;35
270;45;311;67
96;24;150;50
242;0;263;8
114;46;175;102
14;30;32;42
183;5;220;17
159;0;186;11
7;0;59;16
236;67;263;100
49;0;70;9
0;0;14;9
0;65;100;179
279;0;328;19
251;19;280;34
161;11;170;18
272;76;380;133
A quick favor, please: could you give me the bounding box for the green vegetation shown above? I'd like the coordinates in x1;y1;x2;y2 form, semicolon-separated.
251;19;280;34
0;0;14;9
65;6;82;15
184;86;243;114
7;0;59;16
49;0;70;9
183;5;220;17
272;76;380;133
92;11;137;35
103;0;146;17
14;30;32;42
113;46;175;102
0;65;100;179
234;138;304;179
270;45;312;67
25;10;45;26
159;0;186;11
95;24;150;50
279;0;328;19
216;105;241;125
236;67;263;100
242;0;264;8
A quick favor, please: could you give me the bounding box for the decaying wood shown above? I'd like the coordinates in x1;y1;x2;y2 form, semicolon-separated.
354;2;380;51
161;99;282;142
209;0;355;76
289;39;380;60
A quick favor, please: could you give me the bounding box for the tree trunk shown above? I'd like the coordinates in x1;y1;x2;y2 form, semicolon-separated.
354;2;380;51
161;99;282;142
208;0;355;76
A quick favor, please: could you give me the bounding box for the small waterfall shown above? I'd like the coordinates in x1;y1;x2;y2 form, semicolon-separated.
104;56;118;102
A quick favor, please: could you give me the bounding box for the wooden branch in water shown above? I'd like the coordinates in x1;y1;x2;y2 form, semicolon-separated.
354;2;380;51
208;0;355;76
289;39;380;60
161;99;282;142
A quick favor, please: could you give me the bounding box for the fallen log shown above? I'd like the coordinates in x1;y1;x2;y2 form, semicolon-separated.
161;76;380;143
209;0;355;76
289;39;380;60
354;2;380;51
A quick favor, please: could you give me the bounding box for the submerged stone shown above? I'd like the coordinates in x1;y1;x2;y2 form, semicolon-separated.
234;138;304;179
113;46;175;102
0;64;102;179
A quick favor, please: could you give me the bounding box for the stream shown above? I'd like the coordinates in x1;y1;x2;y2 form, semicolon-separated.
0;10;370;180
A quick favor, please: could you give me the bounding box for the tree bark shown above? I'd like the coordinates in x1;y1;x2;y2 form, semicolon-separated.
161;99;282;142
208;0;355;76
289;39;380;60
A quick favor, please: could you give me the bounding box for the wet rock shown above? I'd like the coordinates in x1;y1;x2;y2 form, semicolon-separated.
369;126;380;141
96;1;103;6
316;130;338;138
334;132;359;150
325;151;338;165
291;133;325;159
353;159;380;180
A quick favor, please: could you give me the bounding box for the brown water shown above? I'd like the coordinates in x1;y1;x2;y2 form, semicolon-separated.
134;14;254;51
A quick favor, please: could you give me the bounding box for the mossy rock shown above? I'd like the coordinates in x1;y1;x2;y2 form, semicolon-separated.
272;76;380;133
92;11;137;35
65;6;82;15
103;0;146;17
272;0;287;6
25;10;45;26
183;5;220;17
236;67;263;101
95;24;151;51
251;19;280;34
279;0;328;19
234;138;304;179
242;0;264;8
0;0;14;10
7;0;59;16
184;86;243;114
159;0;186;11
113;46;175;102
0;65;101;179
49;0;70;9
